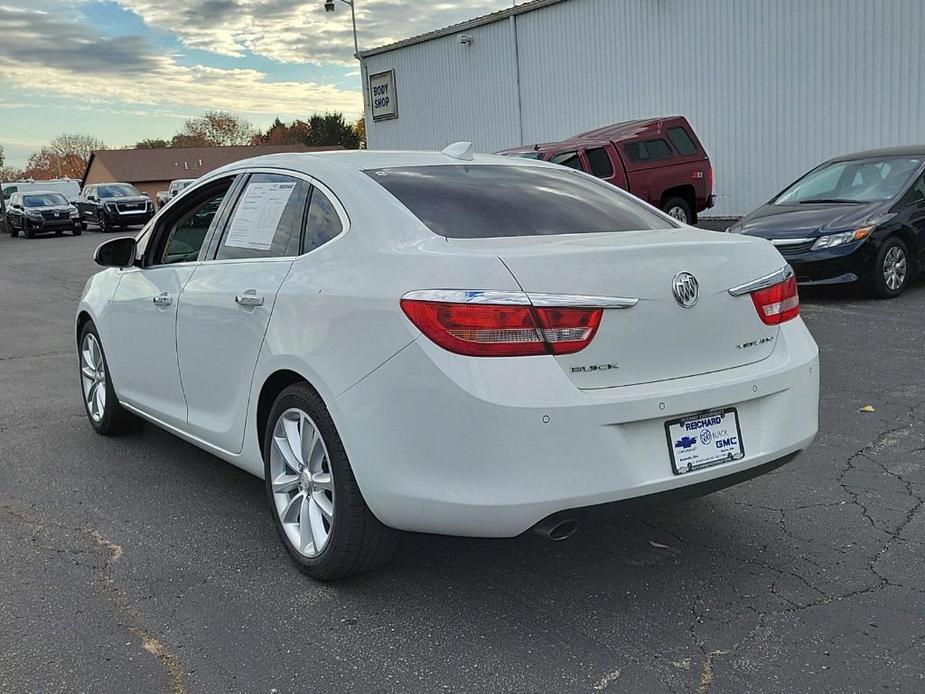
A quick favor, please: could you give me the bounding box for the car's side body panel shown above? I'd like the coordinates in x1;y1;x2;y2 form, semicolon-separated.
176;258;295;453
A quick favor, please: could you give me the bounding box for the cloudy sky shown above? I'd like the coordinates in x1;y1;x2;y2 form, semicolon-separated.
0;0;521;167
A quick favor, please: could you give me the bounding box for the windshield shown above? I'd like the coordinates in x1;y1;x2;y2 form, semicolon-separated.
99;184;141;198
24;193;68;207
775;156;923;204
365;164;670;238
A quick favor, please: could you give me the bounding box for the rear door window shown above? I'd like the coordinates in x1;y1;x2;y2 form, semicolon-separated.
666;127;699;156
549;151;582;170
585;147;615;178
304;188;343;252
215;173;309;260
365;164;670;238
623;139;672;162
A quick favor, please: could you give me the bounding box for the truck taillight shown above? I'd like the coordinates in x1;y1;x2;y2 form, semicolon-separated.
400;299;602;357
750;276;800;325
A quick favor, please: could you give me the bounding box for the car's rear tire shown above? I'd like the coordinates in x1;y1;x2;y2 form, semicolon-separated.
663;196;693;224
263;383;398;580
870;236;911;299
78;321;142;435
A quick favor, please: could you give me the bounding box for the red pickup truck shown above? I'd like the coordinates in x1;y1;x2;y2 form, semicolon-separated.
497;116;714;224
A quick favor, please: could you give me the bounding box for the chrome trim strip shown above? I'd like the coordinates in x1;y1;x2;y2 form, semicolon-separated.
401;290;531;305
401;290;638;308
770;238;813;246
728;266;794;297
527;293;638;309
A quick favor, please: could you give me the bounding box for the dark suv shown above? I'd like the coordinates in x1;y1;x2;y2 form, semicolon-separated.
5;191;82;237
75;183;154;232
497;116;714;224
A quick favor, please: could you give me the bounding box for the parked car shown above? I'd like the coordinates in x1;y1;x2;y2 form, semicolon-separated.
168;178;195;199
77;147;818;579
2;178;81;206
5;191;82;237
497;116;714;224
728;147;925;298
75;183;155;232
155;190;170;209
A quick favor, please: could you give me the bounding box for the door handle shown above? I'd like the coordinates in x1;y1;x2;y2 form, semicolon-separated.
235;293;265;307
153;292;173;306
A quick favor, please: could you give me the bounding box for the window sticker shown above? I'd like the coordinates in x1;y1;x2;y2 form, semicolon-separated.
224;182;297;251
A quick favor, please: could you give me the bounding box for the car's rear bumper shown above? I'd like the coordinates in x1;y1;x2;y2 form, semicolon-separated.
335;319;819;537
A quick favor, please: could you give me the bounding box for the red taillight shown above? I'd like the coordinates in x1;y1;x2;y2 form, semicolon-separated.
750;276;800;325
400;299;602;357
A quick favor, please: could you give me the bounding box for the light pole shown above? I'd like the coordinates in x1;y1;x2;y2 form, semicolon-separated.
324;0;370;127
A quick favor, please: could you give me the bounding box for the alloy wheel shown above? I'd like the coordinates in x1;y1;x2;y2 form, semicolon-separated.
80;333;107;422
883;246;907;291
667;206;688;223
269;408;335;557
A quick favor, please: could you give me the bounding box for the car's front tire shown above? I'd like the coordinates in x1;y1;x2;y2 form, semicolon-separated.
73;226;82;236
98;215;109;233
78;321;142;435
263;383;398;580
870;236;911;299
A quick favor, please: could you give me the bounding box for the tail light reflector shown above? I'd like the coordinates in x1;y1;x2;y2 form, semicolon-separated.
750;275;799;325
400;298;602;357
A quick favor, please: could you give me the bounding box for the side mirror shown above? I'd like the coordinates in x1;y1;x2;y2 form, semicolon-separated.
94;237;137;268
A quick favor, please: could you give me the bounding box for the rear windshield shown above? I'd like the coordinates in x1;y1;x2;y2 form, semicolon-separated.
364;164;670;238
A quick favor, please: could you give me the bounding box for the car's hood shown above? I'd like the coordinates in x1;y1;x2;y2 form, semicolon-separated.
101;195;149;204
736;201;886;239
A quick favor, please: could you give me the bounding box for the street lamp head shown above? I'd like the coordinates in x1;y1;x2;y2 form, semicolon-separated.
324;0;335;12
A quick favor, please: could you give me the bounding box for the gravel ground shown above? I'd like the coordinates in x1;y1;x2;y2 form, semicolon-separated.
0;227;923;694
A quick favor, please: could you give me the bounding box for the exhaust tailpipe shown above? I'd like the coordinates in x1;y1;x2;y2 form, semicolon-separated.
532;516;580;541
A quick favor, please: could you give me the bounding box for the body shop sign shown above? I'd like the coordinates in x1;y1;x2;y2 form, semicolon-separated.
369;70;398;121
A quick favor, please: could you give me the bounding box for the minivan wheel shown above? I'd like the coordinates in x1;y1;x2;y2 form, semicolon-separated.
663;197;693;224
78;321;142;435
263;383;398;580
871;236;911;299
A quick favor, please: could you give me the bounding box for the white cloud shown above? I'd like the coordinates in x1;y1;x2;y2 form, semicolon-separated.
0;5;363;116
114;0;521;65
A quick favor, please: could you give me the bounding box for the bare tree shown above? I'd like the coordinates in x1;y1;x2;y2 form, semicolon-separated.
172;111;254;147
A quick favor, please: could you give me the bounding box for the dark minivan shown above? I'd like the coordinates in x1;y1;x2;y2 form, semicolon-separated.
729;147;925;298
497;116;714;224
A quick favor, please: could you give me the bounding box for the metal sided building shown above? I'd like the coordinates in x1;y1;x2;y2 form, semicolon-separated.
360;0;925;217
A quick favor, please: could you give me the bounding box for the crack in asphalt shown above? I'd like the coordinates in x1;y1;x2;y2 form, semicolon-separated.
657;397;925;691
2;505;187;694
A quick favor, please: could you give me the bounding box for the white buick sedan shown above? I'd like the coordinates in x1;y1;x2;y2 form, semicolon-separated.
77;146;819;579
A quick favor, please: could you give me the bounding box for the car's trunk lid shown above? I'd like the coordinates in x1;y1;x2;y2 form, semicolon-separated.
447;228;785;389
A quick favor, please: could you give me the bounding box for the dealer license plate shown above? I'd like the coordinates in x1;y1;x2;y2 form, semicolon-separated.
665;407;745;475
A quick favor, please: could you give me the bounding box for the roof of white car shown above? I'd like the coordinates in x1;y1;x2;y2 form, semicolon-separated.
212;149;538;178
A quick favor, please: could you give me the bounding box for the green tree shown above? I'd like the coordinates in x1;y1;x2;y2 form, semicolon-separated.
354;117;366;149
305;113;359;149
135;138;169;149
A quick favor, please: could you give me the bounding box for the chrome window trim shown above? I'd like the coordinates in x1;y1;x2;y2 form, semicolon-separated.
728;265;794;297
401;289;638;308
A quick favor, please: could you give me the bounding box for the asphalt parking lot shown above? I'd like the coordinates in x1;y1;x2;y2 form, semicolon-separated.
1;227;923;694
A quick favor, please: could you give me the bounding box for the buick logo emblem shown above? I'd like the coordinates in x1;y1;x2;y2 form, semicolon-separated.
672;272;699;307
